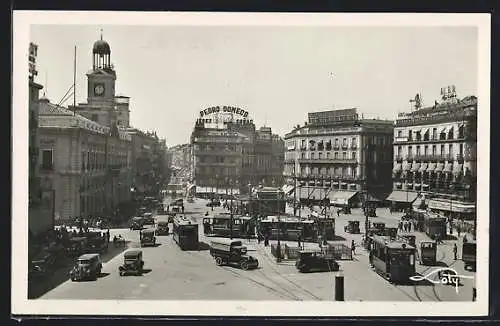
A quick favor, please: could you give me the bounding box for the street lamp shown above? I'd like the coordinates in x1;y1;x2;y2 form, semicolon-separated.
276;189;282;263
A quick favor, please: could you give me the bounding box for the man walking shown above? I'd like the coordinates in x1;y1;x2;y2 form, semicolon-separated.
453;243;458;260
351;239;356;255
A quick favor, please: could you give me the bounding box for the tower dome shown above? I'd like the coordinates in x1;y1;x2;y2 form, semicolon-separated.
93;39;110;55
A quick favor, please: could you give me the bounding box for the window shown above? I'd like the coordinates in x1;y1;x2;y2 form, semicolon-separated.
326;152;331;159
416;146;421;156
334;138;339;147
91;114;98;122
449;144;453;156
440;144;445;156
424;145;428;156
352;137;357;147
432;145;436;156
408;146;413;157
301;152;305;159
397;130;402;137
342;152;347;160
432;128;437;140
397;146;402;157
318;152;322;159
41;149;53;170
310;153;315;159
459;144;464;156
352;168;357;178
334;152;338;159
408;130;412;140
352;152;356;159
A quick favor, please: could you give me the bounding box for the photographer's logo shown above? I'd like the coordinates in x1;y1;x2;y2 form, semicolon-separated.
409;267;474;294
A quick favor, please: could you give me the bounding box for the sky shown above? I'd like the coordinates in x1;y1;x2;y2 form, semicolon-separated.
30;25;478;147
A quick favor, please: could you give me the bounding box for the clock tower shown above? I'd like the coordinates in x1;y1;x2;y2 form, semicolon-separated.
87;31;116;105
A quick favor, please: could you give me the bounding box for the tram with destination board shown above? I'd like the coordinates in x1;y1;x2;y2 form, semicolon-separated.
258;216;316;241
423;214;447;240
368;235;416;284
202;213;254;238
172;215;199;250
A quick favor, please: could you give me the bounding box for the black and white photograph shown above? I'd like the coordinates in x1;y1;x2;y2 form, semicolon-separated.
12;11;490;316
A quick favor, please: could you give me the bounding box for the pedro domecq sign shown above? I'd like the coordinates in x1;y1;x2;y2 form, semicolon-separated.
199;106;249;118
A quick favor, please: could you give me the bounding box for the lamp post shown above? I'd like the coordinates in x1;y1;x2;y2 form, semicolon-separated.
276;189;282;263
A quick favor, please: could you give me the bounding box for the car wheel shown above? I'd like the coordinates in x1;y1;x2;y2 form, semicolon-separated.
240;261;249;270
215;257;224;266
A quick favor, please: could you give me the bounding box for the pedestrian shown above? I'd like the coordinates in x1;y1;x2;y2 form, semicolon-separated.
337;209;340;217
106;229;110;243
463;235;468;243
297;235;302;249
458;226;461;238
408;221;412;232
351;239;356;255
453;243;458;260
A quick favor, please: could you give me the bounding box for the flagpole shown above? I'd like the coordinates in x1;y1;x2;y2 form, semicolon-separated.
73;45;77;115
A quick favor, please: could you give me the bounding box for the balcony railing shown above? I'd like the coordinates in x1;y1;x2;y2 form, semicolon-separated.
298;158;357;164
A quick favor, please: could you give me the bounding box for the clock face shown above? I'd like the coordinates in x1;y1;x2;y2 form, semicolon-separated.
94;84;105;96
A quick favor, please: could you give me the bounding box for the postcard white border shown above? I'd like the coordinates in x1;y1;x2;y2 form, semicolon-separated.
12;11;490;317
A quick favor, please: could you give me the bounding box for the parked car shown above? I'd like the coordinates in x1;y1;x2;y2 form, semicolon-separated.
419;241;437;265
156;221;170;235
130;217;144;230
344;220;360;234
295;251;339;273
140;229;156;247
142;213;155;226
462;241;476;270
209;238;258;270
69;253;102;281
119;250;144;276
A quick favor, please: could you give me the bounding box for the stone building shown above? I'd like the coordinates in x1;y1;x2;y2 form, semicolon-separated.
284;108;393;207
389;88;477;222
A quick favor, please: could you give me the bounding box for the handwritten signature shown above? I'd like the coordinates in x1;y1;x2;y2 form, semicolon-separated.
409;267;474;294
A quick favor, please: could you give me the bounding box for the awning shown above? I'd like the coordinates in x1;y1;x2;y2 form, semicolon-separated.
428;199;476;213
329;191;357;206
435;163;445;172
419;163;428;172
386;190;419;203
444;163;453;172
411;163;421;172
299;187;328;200
393;163;402;173
440;126;451;134
427;163;436;172
421;128;429;135
454;163;464;175
365;193;381;202
403;163;412;171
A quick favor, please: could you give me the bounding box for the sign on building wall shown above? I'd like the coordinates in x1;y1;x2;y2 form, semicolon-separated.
199;106;250;118
29;42;38;79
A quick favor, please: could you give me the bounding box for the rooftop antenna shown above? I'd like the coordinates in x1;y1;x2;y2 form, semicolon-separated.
100;28;103;40
43;71;48;97
73;45;77;115
409;93;423;112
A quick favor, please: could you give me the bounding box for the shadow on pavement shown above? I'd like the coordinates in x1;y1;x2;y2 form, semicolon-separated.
97;272;110;279
198;242;210;251
28;242;129;299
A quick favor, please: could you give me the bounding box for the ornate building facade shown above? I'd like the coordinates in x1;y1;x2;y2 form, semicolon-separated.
190;106;284;196
284;108;393;207
389;88;477;221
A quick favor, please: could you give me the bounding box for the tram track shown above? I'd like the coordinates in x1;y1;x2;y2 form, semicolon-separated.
253;244;323;301
172;238;301;300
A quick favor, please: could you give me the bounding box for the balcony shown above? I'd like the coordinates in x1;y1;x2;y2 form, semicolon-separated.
333;145;340;150
395;155;403;162
298;158;357;164
351;144;358;150
195;150;241;156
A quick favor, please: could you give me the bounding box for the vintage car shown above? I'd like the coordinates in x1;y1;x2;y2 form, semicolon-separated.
140;229;156;247
30;251;57;277
209;239;258;270
69;253;102;281
130;217;144;230
462;241;476;270
373;222;386;231
295;251;340;273
344;220;360;234
119;250;144;276
419;241;437;265
142;212;155;226
156;221;170;235
66;237;89;257
85;232;108;253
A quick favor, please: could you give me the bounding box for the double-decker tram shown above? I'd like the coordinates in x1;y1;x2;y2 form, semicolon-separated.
423;214;447;240
258;216;316;241
172;215;199;250
308;211;335;240
368;235;416;284
202;213;254;238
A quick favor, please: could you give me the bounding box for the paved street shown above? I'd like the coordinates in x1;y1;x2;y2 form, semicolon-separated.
40;197;475;301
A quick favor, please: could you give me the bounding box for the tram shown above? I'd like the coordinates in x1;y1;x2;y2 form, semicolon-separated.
258;216;316;241
202;213;254;238
423;214;447;240
368;235;416;284
172;215;199;250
